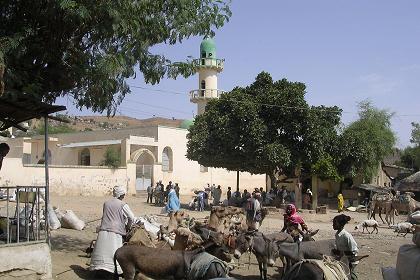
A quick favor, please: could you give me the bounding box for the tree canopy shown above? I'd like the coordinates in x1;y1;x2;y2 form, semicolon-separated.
399;122;420;171
410;122;420;146
186;72;342;186
337;100;396;181
0;0;232;114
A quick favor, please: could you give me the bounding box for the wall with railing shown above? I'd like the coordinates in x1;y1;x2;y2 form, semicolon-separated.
189;89;225;101
192;58;224;70
0;186;47;246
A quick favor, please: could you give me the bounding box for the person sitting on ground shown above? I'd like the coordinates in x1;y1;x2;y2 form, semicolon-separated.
281;204;309;242
165;186;180;213
0;143;10;171
90;186;137;276
332;214;359;280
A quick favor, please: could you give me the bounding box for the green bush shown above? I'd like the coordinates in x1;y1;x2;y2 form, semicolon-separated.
101;147;120;168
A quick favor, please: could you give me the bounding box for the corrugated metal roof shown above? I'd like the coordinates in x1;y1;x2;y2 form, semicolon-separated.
60;139;121;148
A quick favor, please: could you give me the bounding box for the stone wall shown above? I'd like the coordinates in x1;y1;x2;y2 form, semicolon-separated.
0;242;52;280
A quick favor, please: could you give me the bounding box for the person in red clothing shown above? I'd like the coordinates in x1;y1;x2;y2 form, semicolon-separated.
281;204;309;242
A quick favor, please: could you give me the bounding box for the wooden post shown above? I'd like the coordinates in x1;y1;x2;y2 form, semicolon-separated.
312;175;318;210
44;116;50;245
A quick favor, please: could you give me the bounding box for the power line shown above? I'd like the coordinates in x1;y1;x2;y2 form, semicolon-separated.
126;84;420;118
121;98;192;115
129;85;184;95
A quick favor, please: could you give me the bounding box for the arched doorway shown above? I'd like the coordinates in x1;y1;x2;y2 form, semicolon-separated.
131;149;156;191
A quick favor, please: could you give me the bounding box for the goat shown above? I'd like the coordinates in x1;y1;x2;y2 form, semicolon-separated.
392;222;415;237
355;219;379;234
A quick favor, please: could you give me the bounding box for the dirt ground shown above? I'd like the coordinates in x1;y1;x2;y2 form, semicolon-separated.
50;193;410;280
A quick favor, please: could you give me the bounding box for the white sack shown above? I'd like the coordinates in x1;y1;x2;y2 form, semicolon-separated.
61;210;85;231
48;205;61;230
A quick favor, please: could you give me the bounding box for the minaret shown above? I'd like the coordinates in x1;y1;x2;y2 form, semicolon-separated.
190;38;224;115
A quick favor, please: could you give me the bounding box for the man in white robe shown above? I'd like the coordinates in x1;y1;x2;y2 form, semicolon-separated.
90;186;137;275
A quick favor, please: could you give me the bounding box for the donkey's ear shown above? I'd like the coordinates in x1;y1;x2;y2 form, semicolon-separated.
311;229;320;236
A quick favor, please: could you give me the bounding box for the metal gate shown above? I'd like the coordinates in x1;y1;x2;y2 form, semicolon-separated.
136;165;153;191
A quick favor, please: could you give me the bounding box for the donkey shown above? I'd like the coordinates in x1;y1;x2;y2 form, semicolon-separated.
114;245;203;280
233;231;287;280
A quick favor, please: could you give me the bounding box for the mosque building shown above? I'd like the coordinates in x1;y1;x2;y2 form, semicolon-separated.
1;39;266;196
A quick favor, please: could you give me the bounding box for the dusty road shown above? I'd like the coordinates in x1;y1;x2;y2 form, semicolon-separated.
50;193;410;280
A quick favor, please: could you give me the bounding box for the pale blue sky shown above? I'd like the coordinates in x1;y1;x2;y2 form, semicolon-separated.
57;0;420;147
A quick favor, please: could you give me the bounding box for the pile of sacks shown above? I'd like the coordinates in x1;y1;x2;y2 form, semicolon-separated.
48;205;85;231
382;230;420;280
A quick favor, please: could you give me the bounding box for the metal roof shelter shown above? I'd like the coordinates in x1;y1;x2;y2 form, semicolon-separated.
356;183;392;193
395;171;420;193
0;93;65;131
0;93;66;244
60;139;122;148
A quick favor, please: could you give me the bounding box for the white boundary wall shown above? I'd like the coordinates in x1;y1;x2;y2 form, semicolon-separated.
0;158;133;196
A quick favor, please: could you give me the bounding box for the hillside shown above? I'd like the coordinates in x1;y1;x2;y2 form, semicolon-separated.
14;115;185;137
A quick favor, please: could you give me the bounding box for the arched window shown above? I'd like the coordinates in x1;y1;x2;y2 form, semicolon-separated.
201;80;206;97
80;148;90;166
162;147;173;172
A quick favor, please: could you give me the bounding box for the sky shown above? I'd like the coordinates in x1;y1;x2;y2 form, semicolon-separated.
57;0;420;148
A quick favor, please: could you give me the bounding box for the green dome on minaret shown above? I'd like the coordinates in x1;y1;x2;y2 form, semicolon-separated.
179;119;194;129
200;38;216;59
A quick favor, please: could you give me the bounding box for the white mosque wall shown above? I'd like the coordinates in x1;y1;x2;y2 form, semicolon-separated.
155;126;266;194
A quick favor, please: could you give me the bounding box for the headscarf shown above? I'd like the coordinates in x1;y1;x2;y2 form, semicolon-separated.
284;204;304;225
113;185;126;198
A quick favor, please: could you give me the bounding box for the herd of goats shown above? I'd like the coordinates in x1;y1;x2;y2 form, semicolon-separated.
84;190;420;280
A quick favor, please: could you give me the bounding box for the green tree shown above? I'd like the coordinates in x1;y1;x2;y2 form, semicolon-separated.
187;72;342;188
399;146;420;171
399;122;420;171
410;122;420;146
1;0;232;114
34;124;76;135
101;147;120;168
337;100;396;181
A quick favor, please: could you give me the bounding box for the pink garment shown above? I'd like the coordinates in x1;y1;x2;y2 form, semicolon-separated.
284;204;304;225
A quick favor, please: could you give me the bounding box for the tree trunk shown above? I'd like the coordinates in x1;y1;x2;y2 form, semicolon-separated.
269;172;276;191
295;176;302;210
0;63;5;95
236;171;240;192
